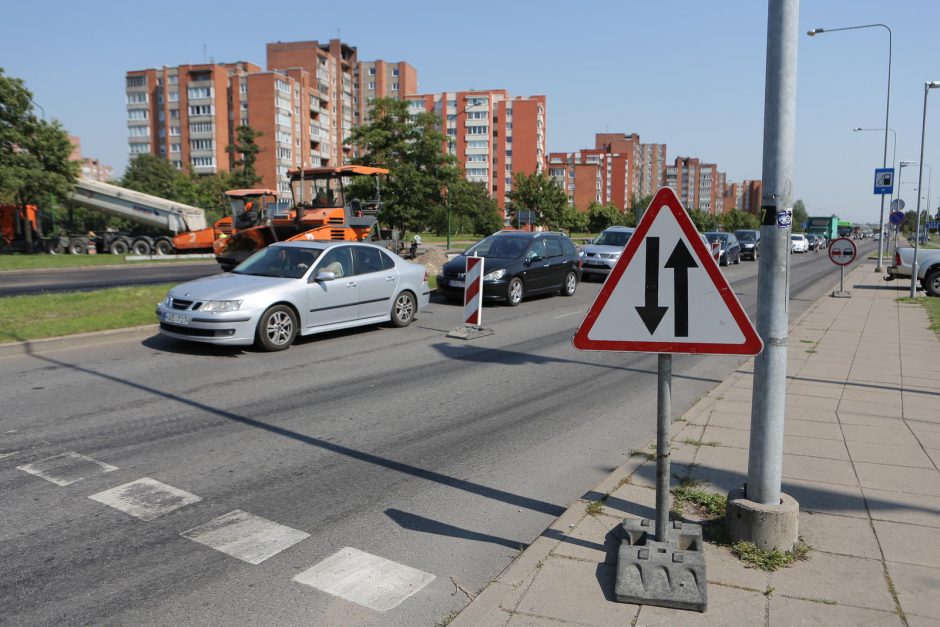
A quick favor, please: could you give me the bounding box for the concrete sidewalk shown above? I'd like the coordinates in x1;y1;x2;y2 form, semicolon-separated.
454;264;940;626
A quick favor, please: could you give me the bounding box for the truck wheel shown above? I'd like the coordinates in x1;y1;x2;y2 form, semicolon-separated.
255;305;297;351
68;239;88;255
390;291;416;327
924;270;940;297
110;239;130;255
506;277;524;306
154;238;174;256
132;238;152;256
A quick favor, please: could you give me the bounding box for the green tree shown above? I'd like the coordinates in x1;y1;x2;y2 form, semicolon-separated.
348;97;459;236
121;154;184;200
507;171;568;230
447;178;502;236
229;125;263;189
721;209;759;231
562;205;589;233
793;199;808;230
630;194;653;222
586;202;629;232
0;67;78;207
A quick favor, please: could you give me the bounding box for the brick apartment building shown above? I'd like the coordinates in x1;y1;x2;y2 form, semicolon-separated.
664;157;726;214
547;133;667;212
126;39;417;200
69;136;114;182
406;90;546;210
725;179;763;213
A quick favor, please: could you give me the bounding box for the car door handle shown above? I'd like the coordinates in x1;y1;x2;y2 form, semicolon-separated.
385;276;396;281
346;281;357;287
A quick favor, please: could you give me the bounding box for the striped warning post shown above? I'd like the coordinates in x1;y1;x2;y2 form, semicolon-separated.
463;256;484;326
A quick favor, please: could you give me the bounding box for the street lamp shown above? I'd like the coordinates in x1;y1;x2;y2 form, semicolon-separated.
909;81;940;297
899;161;931;246
809;23;892;271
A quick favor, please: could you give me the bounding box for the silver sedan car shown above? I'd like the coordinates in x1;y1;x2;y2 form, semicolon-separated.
156;241;430;351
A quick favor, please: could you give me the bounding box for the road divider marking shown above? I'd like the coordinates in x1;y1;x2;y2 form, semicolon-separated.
293;547;435;612
89;477;201;521
0;451;20;460
553;311;581;319
181;510;310;565
16;451;117;486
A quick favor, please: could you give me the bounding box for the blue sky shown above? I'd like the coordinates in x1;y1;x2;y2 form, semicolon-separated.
3;0;939;223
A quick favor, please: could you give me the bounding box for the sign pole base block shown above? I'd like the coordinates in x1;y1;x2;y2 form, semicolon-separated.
614;518;707;612
726;487;799;552
446;325;494;340
830;290;851;298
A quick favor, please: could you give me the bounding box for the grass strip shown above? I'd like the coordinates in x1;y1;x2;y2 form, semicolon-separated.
0;254;213;272
897;296;940;339
731;540;810;571
0;284;172;343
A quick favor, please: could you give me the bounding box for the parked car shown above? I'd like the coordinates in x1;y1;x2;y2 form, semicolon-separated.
579;226;636;280
887;246;940;296
735;229;760;261
791;233;809;253
704;232;741;266
437;231;581;306
156;241;430;351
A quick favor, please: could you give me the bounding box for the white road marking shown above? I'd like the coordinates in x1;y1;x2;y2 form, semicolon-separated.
89;477;201;521
16;452;117;486
181;510;310;565
0;451;20;460
293;547;435;612
553;311;581;319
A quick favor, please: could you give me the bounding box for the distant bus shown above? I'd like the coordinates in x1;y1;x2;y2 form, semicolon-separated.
837;220;854;238
806;216;839;241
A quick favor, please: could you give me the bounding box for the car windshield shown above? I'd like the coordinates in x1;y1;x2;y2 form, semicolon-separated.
233;246;321;279
735;232;756;243
707;234;729;243
465;235;530;259
593;230;631;246
791;235;802;241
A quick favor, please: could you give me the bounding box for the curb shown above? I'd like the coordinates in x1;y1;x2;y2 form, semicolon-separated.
0;324;159;359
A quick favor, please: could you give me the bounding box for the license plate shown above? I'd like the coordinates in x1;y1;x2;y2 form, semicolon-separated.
451;280;465;288
164;312;190;325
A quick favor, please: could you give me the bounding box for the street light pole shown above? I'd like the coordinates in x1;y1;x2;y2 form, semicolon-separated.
911;82;940;298
808;23;892;271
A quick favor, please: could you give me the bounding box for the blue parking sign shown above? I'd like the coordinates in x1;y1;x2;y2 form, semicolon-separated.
874;168;894;195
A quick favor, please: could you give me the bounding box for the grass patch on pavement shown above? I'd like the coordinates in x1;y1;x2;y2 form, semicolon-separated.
586;499;605;516
897;296;940;339
0;284;171;343
731;540;810;571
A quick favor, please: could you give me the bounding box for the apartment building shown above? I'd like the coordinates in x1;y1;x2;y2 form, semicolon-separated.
357;60;418;124
69;136;113;182
725;179;763;213
407;90;546;209
547;149;631;211
664;157;728;215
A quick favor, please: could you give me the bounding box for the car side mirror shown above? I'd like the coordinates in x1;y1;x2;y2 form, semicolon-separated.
314;270;336;282
526;253;543;264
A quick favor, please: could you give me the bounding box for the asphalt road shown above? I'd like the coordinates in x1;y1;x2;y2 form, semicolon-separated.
0;261;222;296
0;241;875;625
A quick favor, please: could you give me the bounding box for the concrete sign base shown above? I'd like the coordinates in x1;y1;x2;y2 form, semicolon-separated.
446;326;494;340
726;486;799;551
830;290;852;298
614;518;707;612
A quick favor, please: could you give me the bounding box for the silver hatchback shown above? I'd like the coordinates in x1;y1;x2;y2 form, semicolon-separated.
578;226;636;280
156;241;430;351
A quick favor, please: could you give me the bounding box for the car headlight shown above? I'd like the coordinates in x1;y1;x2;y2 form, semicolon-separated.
163;294;173;306
200;300;243;312
482;269;507;281
578;250;585;257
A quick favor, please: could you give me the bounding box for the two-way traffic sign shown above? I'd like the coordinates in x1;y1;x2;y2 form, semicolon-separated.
573;187;762;355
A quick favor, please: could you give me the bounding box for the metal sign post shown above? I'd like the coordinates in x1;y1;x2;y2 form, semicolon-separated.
655;353;672;546
828;237;857;298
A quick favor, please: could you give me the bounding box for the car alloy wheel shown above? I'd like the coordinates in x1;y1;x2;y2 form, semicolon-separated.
256;305;297;351
391;291;416;327
561;271;577;296
506;277;524;306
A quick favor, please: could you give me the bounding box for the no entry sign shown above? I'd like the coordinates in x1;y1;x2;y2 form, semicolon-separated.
828;238;857;266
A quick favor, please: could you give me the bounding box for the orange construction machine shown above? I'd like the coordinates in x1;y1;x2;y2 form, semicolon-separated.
171;188;279;254
213;165;402;271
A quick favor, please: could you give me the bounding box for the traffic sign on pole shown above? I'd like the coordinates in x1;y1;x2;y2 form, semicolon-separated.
573;187;763;355
889;211;906;227
828;237;857;266
874;168;894;195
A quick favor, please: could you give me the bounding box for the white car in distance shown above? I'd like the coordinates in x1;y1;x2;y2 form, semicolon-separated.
790;233;809;253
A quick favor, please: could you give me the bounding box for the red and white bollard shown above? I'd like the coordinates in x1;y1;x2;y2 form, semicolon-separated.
446;253;494;340
464;255;483;326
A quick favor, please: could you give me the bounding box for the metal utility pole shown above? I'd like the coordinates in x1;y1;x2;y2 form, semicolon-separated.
748;0;799;505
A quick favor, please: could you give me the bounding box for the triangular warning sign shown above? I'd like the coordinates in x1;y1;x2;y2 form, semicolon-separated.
573;187;763;356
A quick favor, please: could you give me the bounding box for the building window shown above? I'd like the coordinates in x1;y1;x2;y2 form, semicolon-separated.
392;69;399;77
168;74;178;85
187;87;213;99
190;139;214;151
191;156;216;168
465;96;488;107
277;147;292;160
189;121;213;133
467;125;488;135
169;126;180;136
367;82;375;90
126;93;148;104
466;154;487;162
188;104;213;116
169;109;179;119
126;75;146;88
368;67;376;76
275;79;291;93
128;109;148;120
168;91;179;102
129;143;149;154
467;111;487;120
127;125;150;137
391;82;398;90
170;143;180;153
240;81;247;94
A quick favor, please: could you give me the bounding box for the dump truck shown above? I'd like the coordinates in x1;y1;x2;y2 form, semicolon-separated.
213;165;403;271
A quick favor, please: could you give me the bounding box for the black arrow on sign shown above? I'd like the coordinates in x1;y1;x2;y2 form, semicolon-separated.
664;239;698;337
635;237;668;334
